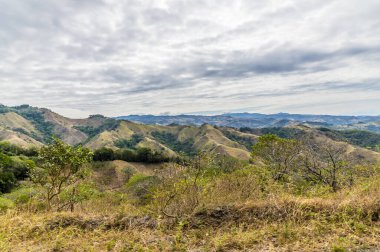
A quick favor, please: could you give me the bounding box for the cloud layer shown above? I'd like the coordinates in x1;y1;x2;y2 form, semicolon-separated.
0;0;379;117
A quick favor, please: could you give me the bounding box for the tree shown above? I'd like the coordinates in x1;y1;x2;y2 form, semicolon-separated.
251;134;301;180
300;138;353;192
93;147;115;161
30;138;93;211
115;148;137;162
0;172;16;193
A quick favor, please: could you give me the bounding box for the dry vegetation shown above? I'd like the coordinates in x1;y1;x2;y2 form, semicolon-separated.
2;132;380;251
2;174;380;251
2;155;380;251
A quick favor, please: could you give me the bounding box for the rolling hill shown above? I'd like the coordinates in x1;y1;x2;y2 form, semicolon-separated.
118;112;380;133
0;104;380;162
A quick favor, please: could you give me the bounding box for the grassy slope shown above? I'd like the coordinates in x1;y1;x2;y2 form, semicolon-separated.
0;112;39;135
87;121;253;160
2;176;380;251
0;126;43;148
0;112;44;148
298;126;380;162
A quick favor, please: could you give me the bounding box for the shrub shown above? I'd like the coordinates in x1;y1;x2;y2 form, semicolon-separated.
3;187;38;205
0;172;16;193
0;197;14;212
126;174;159;205
93;147;115;161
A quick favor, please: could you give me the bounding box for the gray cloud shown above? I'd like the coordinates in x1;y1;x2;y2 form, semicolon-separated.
0;0;379;117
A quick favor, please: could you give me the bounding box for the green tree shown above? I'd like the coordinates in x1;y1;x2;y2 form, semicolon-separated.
0;172;16;193
93;147;115;161
30;138;93;211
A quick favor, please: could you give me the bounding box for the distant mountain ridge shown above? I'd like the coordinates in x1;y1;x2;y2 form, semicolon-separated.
117;112;380;132
0;104;380;162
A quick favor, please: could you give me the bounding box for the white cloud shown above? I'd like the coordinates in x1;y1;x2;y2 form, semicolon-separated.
0;0;379;117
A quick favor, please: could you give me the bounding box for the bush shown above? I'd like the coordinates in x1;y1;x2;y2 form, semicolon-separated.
93;147;170;163
122;167;135;181
0;197;14;212
3;187;38;205
0;172;16;193
136;147;170;163
59;183;100;210
93;147;115;161
126;174;159;205
115;149;137;162
9;157;35;180
203;165;272;205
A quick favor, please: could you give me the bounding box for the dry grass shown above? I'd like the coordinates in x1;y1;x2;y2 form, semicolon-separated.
2;177;380;251
1;208;380;251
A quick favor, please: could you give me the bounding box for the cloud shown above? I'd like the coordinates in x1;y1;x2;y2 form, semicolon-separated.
0;0;379;117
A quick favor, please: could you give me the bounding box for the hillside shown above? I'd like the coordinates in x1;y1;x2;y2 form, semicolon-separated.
2;105;380;251
1;105;380;162
2;137;380;251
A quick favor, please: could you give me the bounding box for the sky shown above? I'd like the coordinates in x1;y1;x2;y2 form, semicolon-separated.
0;0;379;118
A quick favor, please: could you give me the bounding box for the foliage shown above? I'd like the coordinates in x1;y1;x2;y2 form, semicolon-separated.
241;126;380;151
2;186;37;205
203;165;272;205
13;105;54;142
93;146;170;163
0;172;16;194
93;147;115;161
151;131;197;156
152;163;202;218
319;128;380;150
0;141;38;157
30;138;93;211
115;148;137;162
135;147;170;163
222;130;256;150
241;127;304;139
0;197;14;212
1;140;380;250
299;137;355;191
0;153;12;169
59;183;99;210
0;151;36;193
126;174;159;205
151;154;231;218
252;134;301;181
74;118;119;138
251;134;363;192
114;134;144;149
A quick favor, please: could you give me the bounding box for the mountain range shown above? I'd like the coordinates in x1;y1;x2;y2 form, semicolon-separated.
118;113;380;132
1;104;380;162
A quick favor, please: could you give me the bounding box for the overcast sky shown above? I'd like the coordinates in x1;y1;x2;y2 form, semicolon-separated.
0;0;379;118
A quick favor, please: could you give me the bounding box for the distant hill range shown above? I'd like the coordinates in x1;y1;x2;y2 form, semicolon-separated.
117;113;380;133
1;104;380;162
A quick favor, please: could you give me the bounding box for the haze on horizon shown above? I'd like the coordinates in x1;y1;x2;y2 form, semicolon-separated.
0;0;379;118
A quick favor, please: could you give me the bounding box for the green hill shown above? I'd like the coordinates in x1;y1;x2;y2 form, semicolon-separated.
1;104;380;162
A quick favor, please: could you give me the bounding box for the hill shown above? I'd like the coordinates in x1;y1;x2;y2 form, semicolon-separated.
2;105;380;251
118;112;380;133
0;104;380;162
